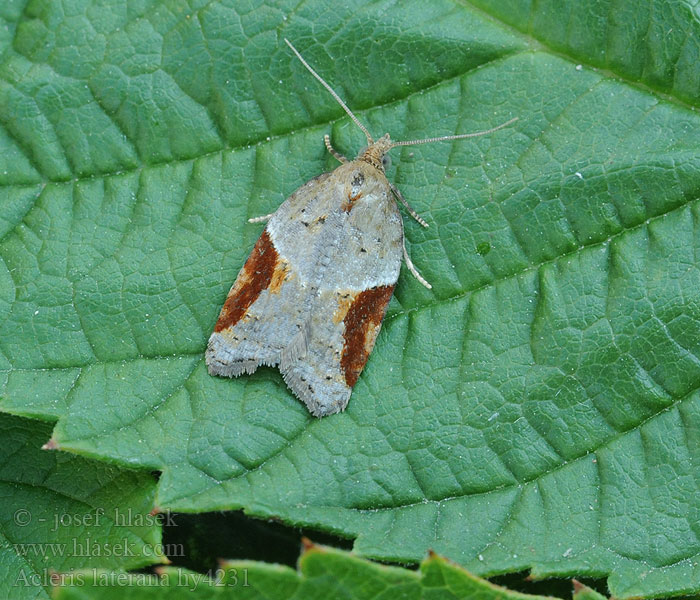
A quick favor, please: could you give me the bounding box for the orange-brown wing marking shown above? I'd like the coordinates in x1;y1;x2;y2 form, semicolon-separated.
213;229;279;332
341;171;366;212
340;284;395;387
341;191;363;213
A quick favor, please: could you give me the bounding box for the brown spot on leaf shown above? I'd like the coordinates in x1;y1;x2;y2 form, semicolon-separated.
213;229;279;332
340;285;395;387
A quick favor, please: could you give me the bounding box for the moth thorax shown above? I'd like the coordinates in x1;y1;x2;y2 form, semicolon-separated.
357;134;392;172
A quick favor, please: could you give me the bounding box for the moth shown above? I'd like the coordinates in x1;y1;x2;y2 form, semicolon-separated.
206;39;517;417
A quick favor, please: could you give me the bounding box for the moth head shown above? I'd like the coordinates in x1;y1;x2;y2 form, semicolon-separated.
357;134;393;173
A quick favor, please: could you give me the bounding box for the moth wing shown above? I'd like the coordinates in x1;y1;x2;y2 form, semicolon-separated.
280;283;397;417
206;173;332;378
208;162;403;418
272;161;404;416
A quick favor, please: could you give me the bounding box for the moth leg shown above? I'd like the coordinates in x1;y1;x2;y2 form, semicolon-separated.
324;134;348;164
403;237;432;289
247;212;275;224
390;183;429;228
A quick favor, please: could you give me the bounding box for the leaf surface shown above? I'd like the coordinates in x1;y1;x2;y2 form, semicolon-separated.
0;414;163;600
1;1;700;597
53;543;559;600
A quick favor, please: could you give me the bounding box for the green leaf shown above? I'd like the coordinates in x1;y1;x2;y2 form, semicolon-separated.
53;543;560;600
469;0;700;105
0;413;164;600
2;1;700;598
572;581;609;600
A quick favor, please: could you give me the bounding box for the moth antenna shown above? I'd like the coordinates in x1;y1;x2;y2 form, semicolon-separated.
391;117;518;148
324;134;348;163
285;38;374;145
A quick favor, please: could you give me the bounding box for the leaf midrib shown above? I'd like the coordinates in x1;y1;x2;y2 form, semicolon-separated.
0;49;525;188
1;0;695;191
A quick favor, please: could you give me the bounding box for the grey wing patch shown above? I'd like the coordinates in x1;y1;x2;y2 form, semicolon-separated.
207;172;336;379
272;161;403;416
278;284;397;417
206;227;303;378
279;294;351;417
280;322;310;367
280;363;352;417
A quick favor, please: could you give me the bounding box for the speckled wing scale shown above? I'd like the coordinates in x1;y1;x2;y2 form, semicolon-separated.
206;39;518;417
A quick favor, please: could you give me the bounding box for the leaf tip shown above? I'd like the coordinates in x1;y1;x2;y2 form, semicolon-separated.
300;537;317;552
42;438;59;450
